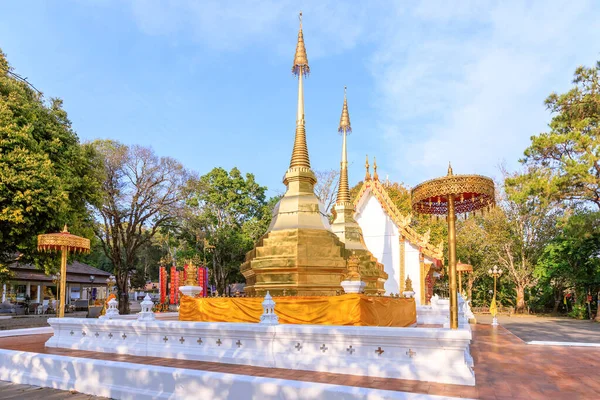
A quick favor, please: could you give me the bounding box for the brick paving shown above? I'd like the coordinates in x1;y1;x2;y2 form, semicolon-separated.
0;324;599;399
0;380;109;399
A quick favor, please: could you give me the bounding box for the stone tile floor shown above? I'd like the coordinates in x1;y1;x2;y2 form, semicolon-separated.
475;314;600;343
0;323;599;399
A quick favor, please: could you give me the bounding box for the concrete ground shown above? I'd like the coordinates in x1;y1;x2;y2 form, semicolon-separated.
0;381;110;399
476;313;600;343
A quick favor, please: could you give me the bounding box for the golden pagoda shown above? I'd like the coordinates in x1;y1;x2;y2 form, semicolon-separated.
241;13;347;296
330;88;387;294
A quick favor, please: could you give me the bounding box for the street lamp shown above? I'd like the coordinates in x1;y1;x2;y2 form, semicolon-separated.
51;273;60;317
488;265;503;326
89;275;95;304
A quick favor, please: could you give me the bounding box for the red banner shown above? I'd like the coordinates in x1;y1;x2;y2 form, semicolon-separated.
159;267;167;304
197;266;208;297
170;266;176;305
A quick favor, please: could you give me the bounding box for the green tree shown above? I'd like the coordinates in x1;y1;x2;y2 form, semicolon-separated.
0;49;99;280
186;167;267;294
92;140;189;313
483;176;559;313
537;210;600;316
509;61;600;209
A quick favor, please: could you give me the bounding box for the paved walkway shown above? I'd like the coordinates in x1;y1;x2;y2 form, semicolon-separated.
0;380;109;399
475;314;600;343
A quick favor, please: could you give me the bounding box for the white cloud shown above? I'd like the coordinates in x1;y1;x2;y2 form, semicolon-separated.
368;0;600;185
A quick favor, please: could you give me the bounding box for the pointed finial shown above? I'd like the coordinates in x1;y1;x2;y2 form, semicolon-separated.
365;155;371;180
292;12;309;77
338;86;351;133
62;224;69;233
373;157;379;181
447;162;453;176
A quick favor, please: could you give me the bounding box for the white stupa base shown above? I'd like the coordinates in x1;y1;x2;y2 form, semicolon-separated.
402;291;415;299
340;280;366;294
179;285;202;298
491;316;499;326
45;317;476;386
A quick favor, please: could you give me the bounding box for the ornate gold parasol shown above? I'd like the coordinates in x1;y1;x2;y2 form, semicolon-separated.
38;225;90;317
456;261;473;296
411;164;494;329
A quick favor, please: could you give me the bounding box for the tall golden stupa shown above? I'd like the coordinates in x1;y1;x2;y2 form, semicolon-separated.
241;13;348;296
330;88;387;294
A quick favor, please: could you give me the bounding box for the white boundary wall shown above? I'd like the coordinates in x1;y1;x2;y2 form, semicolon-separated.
0;348;469;400
45;318;475;386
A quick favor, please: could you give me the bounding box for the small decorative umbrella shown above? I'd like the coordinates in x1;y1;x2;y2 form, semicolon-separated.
411;164;494;329
38;225;90;317
456;261;474;296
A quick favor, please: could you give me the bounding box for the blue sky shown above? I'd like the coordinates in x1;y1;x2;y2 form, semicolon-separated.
1;1;600;196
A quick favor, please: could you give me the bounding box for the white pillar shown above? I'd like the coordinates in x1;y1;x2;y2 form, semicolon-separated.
36;285;41;303
26;282;31;297
1;284;6;303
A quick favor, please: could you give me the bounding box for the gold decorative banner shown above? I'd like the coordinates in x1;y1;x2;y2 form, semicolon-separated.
179;294;416;327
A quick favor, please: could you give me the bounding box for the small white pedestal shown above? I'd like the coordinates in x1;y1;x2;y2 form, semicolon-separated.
179;285;202;298
403;290;415;298
491;316;499;327
341;280;366;294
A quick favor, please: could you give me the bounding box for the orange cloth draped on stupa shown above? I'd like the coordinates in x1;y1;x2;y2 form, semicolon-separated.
179;294;416;327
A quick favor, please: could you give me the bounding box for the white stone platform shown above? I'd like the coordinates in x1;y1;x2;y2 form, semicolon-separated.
0;348;468;400
45;318;475;386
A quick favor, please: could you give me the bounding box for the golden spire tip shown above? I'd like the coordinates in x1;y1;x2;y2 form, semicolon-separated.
62;224;68;233
292;11;309;76
365;155;371;180
448;162;453;176
373;156;379;181
338;86;351;133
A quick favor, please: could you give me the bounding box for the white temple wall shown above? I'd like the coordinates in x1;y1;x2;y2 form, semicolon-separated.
355;194;400;295
405;241;422;305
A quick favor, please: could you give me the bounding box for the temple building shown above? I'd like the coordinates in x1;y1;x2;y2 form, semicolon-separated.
353;162;444;304
330;88;387;294
241;14;348;296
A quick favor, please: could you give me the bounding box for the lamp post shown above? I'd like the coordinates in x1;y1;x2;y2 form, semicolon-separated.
51;273;60;317
89;275;95;304
106;275;116;299
488;265;503;326
411;164;495;329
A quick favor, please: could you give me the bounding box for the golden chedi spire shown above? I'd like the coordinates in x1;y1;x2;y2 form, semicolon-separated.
336;86;351;205
447;162;454;176
289;11;311;170
373;156;379;181
331;89;388;294
365;155;371;181
241;13;348;297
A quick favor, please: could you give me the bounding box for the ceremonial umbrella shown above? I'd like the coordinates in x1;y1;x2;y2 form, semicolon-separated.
456;261;474;296
411;164;494;329
38;225;90;317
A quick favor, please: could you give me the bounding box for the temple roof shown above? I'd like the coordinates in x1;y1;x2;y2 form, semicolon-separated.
353;172;444;261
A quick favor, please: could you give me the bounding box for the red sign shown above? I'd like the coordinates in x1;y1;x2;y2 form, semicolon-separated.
170;266;176;305
159;267;167;304
197;266;208;297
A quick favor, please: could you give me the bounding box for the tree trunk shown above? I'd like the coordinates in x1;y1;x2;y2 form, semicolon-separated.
552;287;562;314
467;276;474;300
516;285;526;314
116;272;130;314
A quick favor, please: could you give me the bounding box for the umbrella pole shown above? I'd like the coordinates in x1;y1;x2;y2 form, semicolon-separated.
59;246;67;318
447;195;458;330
